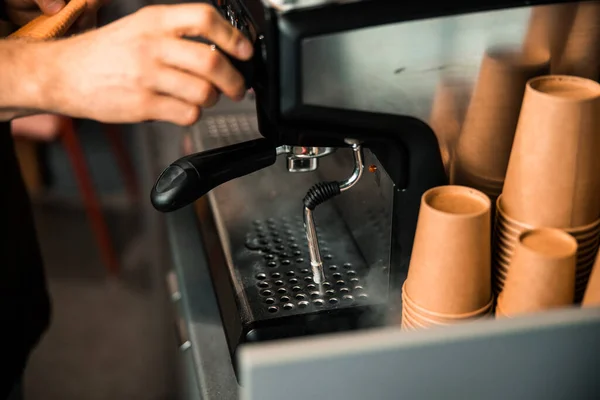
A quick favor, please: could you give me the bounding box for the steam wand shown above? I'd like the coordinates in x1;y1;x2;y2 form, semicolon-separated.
303;140;364;284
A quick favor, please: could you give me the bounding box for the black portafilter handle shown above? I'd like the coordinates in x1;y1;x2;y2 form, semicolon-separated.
226;47;255;90
150;138;277;212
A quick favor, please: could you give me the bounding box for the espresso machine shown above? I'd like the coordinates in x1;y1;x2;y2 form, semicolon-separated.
152;0;598;379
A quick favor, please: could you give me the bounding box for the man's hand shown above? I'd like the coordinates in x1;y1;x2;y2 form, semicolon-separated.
5;0;105;30
6;4;253;126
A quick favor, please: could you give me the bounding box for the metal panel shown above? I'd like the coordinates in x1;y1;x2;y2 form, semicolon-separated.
166;208;240;399
240;307;600;400
302;6;533;120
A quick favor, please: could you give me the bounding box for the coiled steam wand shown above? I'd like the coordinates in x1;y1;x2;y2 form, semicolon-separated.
303;140;364;284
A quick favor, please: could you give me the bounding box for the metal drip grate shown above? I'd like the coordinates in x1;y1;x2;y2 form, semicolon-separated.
204;114;260;144
191;111;389;323
244;215;372;316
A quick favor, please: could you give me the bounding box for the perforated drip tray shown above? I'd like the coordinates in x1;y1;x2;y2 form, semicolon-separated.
243;215;384;319
191;111;390;345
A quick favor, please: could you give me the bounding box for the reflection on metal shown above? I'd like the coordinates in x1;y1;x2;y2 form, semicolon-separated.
318;146;394;296
303;206;324;283
301;2;600;179
277;145;337;172
303;142;364;284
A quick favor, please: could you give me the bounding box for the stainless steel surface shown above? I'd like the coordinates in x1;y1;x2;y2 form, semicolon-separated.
303;142;364;284
303;207;325;284
301;3;596;148
287;157;317;172
318;147;395;288
302;6;528;117
166;207;239;400
277;146;336;172
338;142;364;193
241;214;373;313
192;113;389;319
166;270;182;302
240;306;600;400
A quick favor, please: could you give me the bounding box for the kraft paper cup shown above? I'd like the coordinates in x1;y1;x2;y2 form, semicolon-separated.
553;1;600;80
493;242;592;287
402;306;426;330
402;299;493;330
495;221;599;258
501;75;600;228
495;197;600;250
429;79;471;175
496;202;600;240
408;307;493;328
523;3;578;65
454;47;550;184
405;185;492;315
493;247;593;300
402;283;493;322
497;221;600;249
494;195;600;270
497;228;577;316
400;317;415;331
496;196;600;235
404;305;450;327
493;218;599;297
401;308;415;330
404;310;427;329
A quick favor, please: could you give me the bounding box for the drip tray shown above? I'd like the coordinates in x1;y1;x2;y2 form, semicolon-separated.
242;212;385;321
191;113;389;349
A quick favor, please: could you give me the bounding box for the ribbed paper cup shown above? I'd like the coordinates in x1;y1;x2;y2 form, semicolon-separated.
405;185;492;315
553;1;600;80
401;305;427;330
429;79;470;176
496;200;600;238
493;195;600;298
522;3;578;66
402;283;493;323
455;47;550;183
496;228;577;317
495;221;599;260
401;311;417;331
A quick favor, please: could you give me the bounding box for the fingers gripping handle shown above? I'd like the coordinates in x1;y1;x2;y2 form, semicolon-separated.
9;0;87;40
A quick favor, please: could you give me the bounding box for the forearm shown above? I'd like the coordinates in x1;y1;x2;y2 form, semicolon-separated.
0;40;51;121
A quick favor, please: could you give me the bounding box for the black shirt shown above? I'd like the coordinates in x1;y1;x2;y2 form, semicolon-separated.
0;89;52;399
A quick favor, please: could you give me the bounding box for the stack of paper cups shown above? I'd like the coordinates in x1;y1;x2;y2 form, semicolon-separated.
401;186;494;330
494;75;600;301
496;228;577;317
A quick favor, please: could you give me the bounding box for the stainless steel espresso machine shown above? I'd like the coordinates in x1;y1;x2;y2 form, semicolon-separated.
152;0;600;397
152;0;453;365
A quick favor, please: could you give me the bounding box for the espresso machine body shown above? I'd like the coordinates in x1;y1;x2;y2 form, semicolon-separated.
154;0;596;380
